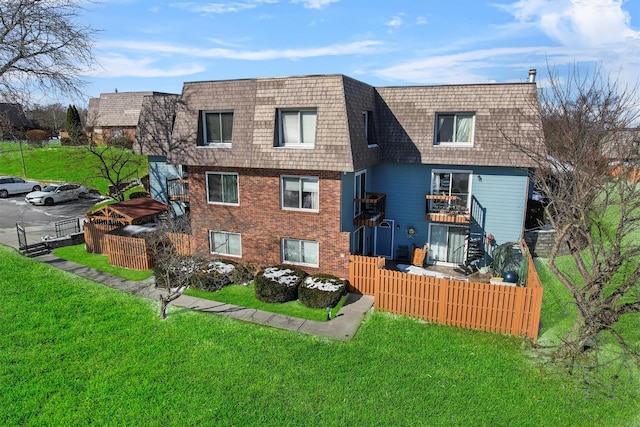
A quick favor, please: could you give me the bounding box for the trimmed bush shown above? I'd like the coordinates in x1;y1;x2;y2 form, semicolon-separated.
255;264;307;303
298;274;346;308
192;260;235;291
26;129;49;147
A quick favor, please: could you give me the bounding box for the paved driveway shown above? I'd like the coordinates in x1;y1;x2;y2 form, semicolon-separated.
0;194;98;248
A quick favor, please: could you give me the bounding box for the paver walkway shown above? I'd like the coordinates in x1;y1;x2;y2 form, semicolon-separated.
32;251;374;341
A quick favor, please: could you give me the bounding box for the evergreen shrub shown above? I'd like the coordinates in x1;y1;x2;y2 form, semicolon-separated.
298;274;346;308
255;264;307;303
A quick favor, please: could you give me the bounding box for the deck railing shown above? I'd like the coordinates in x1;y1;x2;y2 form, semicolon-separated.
353;192;386;227
167;178;189;202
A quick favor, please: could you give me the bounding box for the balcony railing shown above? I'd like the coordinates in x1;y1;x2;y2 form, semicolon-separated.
425;194;470;223
167;178;189;202
353;192;386;227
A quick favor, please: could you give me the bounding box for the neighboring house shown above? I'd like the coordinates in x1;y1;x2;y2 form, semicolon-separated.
0;103;35;139
136;74;543;278
88;91;177;144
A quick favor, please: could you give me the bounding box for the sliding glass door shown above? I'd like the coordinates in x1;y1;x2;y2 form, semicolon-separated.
429;224;467;265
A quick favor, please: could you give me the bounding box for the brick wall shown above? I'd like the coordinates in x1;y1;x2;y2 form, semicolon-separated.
189;166;352;278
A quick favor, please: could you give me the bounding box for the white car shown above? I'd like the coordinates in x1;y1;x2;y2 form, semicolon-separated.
0;176;42;198
25;183;89;206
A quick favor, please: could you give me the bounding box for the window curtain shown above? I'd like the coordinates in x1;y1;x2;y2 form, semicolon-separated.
222;174;238;204
437;116;454;142
448;227;467;264
430;225;448;262
284;239;300;262
282;177;300;208
301;178;318;209
455;115;472;142
281;112;300;145
300;111;316;144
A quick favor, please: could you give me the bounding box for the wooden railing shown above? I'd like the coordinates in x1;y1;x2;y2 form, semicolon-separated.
353;192;386;227
425;194;470;223
167;178;189;202
348;240;543;340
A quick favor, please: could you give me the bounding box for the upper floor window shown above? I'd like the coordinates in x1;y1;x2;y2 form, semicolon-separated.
203;111;233;147
206;172;239;205
431;170;471;211
435;113;474;146
363;111;376;147
281;176;319;211
277;109;317;147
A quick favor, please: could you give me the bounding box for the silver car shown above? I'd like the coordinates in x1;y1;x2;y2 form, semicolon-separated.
25;183;89;206
0;176;41;198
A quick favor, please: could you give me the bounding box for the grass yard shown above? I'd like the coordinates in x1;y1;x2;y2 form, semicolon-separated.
185;284;347;322
53;244;153;282
1;246;639;426
0;142;147;195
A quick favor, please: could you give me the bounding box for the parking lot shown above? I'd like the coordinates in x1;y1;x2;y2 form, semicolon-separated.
0;194;98;248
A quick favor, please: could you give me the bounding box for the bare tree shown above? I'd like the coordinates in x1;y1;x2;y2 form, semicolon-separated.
0;0;96;105
504;65;640;363
146;216;204;319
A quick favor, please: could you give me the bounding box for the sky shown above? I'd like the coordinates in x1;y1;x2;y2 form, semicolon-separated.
75;0;640;105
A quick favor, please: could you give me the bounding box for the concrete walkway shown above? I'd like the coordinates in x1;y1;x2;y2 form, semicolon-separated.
28;251;374;341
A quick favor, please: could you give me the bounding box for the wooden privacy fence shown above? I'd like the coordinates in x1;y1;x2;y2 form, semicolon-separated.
348;241;543;340
106;233;152;270
84;223;118;254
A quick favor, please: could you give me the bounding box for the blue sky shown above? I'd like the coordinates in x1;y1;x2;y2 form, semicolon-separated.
77;0;639;104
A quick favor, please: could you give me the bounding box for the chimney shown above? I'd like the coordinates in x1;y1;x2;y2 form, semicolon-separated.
528;69;536;83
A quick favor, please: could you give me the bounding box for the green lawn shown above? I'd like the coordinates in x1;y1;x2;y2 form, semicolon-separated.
1;246;639;426
0;142;147;195
185;284;347;322
53;244;153;282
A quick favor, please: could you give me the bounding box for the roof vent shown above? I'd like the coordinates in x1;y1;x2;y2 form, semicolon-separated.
528;69;536;83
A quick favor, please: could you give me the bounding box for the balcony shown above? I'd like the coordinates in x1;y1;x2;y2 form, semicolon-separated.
425;194;470;224
353;192;386;227
167;178;189;202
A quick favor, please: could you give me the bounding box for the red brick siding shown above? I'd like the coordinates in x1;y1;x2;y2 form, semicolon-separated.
189;166;351;278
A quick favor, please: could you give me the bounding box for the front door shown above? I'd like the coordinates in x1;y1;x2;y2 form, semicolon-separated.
375;220;394;258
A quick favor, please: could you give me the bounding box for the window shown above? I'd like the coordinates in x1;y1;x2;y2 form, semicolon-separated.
278;109;317;146
206;172;239;205
354;170;366;218
435;113;474;145
281;176;319;211
209;231;241;257
431;170;471;210
363;111;376;147
203;111;233;146
282;238;319;267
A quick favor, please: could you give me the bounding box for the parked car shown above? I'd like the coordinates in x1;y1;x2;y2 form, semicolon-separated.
0;176;41;198
25;183;89;206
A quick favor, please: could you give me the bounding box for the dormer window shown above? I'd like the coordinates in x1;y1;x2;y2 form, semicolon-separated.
363;111;376;147
277;109;317;147
435;113;474;146
203;111;233;147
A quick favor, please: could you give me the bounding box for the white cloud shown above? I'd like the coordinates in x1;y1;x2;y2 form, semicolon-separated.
99;39;382;60
386;14;404;28
416;16;427;25
87;55;205;78
291;0;339;9
169;0;277;14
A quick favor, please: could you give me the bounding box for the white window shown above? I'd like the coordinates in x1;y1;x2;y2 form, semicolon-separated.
282;238;319;267
209;231;242;257
203;111;233;147
435;113;474;145
354;170;366;218
431;170;471;211
281;176;319;211
278;109;317;147
363;111;375;147
206;172;239;205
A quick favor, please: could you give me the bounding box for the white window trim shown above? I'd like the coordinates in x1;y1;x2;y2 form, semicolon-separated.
280;175;319;212
354;169;366;219
202;110;233;148
434;112;475;147
209;230;242;258
205;171;240;206
277;108;317;148
363;111;377;148
281;238;319;267
431;169;473;211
